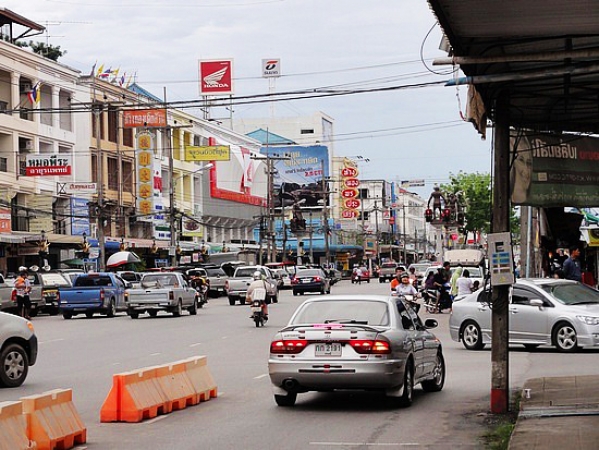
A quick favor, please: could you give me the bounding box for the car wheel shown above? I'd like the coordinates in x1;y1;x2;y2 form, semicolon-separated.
29;309;38;318
461;321;485;350
228;296;236;306
85;312;94;318
148;310;158;318
379;278;384;283
107;299;116;318
173;300;183;317
129;311;139;319
274;392;297;407
399;360;414;407
421;351;445;392
62;312;73;320
320;287;325;295
553;322;578;352
523;344;540;351
0;343;29;388
299;291;304;295
326;288;331;294
189;299;198;315
293;290;298;296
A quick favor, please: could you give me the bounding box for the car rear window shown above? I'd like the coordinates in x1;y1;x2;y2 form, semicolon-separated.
291;300;390;326
296;269;322;277
119;272;139;282
206;268;226;276
381;263;397;268
235;268;259;278
74;276;113;287
141;274;179;288
40;273;71;287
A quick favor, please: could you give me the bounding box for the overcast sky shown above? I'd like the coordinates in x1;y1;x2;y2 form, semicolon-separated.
6;0;491;198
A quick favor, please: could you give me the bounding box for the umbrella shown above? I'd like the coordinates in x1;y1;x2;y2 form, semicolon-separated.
106;251;141;268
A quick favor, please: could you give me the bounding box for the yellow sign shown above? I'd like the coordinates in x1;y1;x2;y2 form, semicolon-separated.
185;145;230;161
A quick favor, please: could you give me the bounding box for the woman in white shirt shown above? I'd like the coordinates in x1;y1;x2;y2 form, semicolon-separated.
456;269;474;296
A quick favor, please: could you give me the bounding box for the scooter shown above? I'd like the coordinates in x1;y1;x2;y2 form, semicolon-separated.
250;299;267;327
421;289;439;313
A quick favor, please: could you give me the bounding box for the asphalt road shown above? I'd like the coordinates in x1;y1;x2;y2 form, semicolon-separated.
2;279;598;449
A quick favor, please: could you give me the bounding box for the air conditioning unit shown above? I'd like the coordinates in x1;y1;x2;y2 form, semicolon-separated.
20;83;32;94
19;141;33;151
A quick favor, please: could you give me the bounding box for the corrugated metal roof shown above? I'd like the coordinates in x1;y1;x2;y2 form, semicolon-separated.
428;0;599;133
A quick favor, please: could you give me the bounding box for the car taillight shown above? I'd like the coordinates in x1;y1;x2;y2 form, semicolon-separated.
169;291;174;301
270;339;307;354
313;276;321;282
349;340;391;354
291;277;299;284
11;289;16;302
99;288;105;301
225;280;229;289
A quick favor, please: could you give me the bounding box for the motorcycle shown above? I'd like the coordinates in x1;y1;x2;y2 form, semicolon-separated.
250;299;267;327
391;291;421;313
421;289;439;313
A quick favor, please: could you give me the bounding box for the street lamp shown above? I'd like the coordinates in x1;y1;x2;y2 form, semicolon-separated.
169;163;213;266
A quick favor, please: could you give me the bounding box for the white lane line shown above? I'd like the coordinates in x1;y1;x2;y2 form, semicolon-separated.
189;342;203;347
142;415;169;425
221;336;228;339
253;374;269;380
310;443;417;447
150;352;161;356
39;338;65;344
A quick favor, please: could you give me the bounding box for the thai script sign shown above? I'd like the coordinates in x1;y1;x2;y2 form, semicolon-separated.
184;145;231;161
58;182;97;195
25;154;72;176
123;109;167;128
135;131;155;220
511;131;599;207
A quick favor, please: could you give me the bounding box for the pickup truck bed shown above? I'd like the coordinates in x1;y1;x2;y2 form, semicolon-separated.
58;273;127;319
126;273;198;318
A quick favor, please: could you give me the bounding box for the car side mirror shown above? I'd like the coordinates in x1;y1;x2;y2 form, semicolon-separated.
529;299;544;307
424;318;439;329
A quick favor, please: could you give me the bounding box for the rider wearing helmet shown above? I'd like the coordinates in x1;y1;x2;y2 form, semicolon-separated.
394;273;418;297
245;270;269;319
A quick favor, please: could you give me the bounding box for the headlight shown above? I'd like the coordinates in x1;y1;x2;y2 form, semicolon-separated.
576;315;599;326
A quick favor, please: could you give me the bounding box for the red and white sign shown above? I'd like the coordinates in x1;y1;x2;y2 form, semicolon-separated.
341;189;358;198
341;167;358;178
0;209;11;232
25;154;72;176
344;198;361;209
199;59;234;95
344;178;360;188
342;209;359;219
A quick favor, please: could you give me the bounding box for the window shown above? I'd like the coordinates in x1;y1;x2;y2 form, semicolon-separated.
123;128;133;147
108;107;118;143
0;157;6;172
107;157;118;190
358;188;369;199
122;161;134;192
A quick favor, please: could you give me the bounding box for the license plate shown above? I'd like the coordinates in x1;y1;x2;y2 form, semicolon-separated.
301;279;311;283
250;306;262;313
314;342;342;357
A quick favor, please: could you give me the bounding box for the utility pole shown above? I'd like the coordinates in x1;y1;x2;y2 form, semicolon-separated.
373;200;381;265
93;86;105;271
402;203;407;264
321;159;330;265
309;211;314;264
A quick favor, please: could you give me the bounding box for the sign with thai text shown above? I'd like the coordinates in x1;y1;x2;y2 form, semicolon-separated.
25;154;72;176
135;131;155;220
123;109;167;128
184;145;231;161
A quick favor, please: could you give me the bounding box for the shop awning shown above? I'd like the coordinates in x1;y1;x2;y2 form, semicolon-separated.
0;233;25;244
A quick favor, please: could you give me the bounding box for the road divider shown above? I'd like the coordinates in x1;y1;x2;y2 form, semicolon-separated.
100;355;218;423
20;389;86;450
0;400;36;450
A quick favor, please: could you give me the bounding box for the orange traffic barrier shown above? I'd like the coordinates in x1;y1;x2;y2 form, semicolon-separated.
100;367;172;423
183;356;218;402
155;362;198;411
0;401;36;450
101;356;218;423
20;389;85;450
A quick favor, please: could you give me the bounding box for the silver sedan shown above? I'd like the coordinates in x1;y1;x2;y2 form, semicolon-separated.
449;279;599;352
268;294;445;407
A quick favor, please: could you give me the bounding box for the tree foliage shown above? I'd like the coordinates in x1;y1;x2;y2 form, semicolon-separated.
441;171;492;234
27;41;66;62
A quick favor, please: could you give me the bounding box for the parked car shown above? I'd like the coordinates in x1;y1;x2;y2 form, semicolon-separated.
268;294;444;406
126;272;198;318
57;272;129;319
1;270;71;316
0;311;38;387
449;279;599;352
291;268;331;296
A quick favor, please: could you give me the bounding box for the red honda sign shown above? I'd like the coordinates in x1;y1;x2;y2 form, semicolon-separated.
199;59;234;95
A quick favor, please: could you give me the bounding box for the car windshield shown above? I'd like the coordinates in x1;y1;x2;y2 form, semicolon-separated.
291;300;390;326
235;268;259;278
296;269;322;277
40;273;71;287
206;268;226;276
540;282;599;305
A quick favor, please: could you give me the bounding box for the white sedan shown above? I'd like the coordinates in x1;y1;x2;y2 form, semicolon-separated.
449;279;599;352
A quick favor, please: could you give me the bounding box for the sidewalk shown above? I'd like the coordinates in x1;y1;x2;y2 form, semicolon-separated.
509;375;599;449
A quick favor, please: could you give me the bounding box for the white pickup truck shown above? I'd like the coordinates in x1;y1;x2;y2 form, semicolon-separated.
225;265;278;306
126;272;198;318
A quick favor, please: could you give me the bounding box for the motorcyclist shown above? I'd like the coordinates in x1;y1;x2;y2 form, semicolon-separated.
389;266;406;291
246;271;269;320
393;273;420;313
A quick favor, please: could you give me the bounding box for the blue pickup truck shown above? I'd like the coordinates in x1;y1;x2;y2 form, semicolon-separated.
57;272;128;319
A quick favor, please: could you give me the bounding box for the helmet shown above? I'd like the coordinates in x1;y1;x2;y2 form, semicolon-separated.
253;271;262;280
18;266;27;272
400;273;410;280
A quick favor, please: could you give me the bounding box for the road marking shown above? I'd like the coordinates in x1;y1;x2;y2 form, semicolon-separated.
150;352;161;356
253;374;268;380
143;415;169;425
189;342;203;347
39;338;65;344
222;336;228;339
310;443;418;447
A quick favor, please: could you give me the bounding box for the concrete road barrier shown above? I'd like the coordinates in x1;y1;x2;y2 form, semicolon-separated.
20;389;86;450
0;401;36;450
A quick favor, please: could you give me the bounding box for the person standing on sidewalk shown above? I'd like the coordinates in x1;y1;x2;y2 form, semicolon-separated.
563;246;582;282
14;268;32;319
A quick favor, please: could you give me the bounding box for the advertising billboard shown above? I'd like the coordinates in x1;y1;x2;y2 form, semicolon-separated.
260;145;329;208
135;131;156;220
123;109;167;128
199;59;234;95
511;131;599;207
70;197;91;236
25;154;72;176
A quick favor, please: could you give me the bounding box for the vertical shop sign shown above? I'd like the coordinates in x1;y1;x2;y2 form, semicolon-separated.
136;131;155;221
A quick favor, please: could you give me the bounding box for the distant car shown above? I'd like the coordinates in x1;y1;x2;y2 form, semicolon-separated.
378;262;400;282
352;267;371;284
449;279;599;352
272;269;292;289
268;294;444;406
292;268;331;296
203;266;229;297
0;312;37;387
